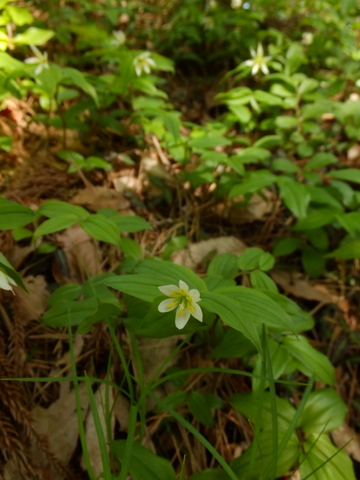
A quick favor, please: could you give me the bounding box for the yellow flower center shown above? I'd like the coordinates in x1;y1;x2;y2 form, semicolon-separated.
169;289;195;315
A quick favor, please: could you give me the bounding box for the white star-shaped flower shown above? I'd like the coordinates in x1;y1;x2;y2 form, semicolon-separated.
111;30;126;46
24;44;49;75
0;270;17;294
231;0;243;9
243;43;271;75
133;52;156;77
158;280;203;329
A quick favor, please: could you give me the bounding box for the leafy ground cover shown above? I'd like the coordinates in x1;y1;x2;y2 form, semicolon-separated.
1;0;360;479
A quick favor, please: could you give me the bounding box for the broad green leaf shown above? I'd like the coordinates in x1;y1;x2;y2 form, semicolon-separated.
273;237;302;257
118;237;143;259
253;135;282;149
301;245;325;278
275;115;298;129
0;135;12;152
293;208;337;231
254;90;283;106
306;227;329;251
33;214;79;239
80;214;120;247
228;104;251;123
229;170;276;198
61;67;99;106
306;185;343;211
272;158;299;173
300;433;356;480
213;286;294;332
250;270;278;292
238;248;268;271
0;197;34;229
14;27;54;45
201;292;262;353
277;177;310;218
102;274;170;302
232;147;271;164
48;283;82;306
111;440;177;480
298;389;348;434
329;168;360;184
211;328;256;359
325;239;360;259
282;335;335;385
336;212;360;236
188;392;214;427
285;43;304;75
134;259;208;293
42;298;98;327
6;5;33;26
305;152;337;170
0;52;24;72
97;209;151;232
207;253;239;279
188;136;231;149
298;78;319;96
38;200;89;220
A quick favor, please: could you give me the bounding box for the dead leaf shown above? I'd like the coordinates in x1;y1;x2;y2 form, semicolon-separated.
331;423;360;461
13;275;49;323
270;270;339;304
70;186;129;211
172;236;247;270
112;392;130;432
81;383;115;477
53;224;102;283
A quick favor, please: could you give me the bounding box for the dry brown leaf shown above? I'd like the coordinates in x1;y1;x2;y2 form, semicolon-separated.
70;186;129;211
13;275;49;323
53;224;102;283
214;190;277;224
331;423;360;461
112;392;130;432
136;337;180;383
270;270;339;304
81;383;115;477
31;381;90;478
172;236;247;270
113;175;142;195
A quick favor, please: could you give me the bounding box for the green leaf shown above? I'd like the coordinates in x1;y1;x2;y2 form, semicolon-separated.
188;136;231;149
228;104;251;123
293;208;337;231
305;153;337;170
14;27;54;45
250;271;278;292
0;253;27;291
273;237;302;257
188;392;214;427
329;168;360;184
336;212;360;236
254;90;283;106
0;52;24;71
0;135;12;152
207;253;239;279
253;135;282;149
42;298;98;327
201;292;262;353
213;286;294;332
33;214;79;239
98;209;152;233
325;239;360;259
0;197;34;229
238;248;268;271
277;178;310;219
302;246;325;278
102;274;170;302
298;389;348;434
61;67;99;106
6;6;33;26
282;335;335;385
80;214;120;247
275;116;298;129
300;433;356;480
111;440;177;480
285;43;305;75
38;200;89;220
229;170;276;198
118;237;143;259
211;328;256;359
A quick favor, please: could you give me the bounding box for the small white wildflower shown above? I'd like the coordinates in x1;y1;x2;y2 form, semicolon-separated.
111;30;126;46
231;0;243;9
0;270;17;294
158;280;203;330
24;44;49;75
301;32;314;46
243;43;271;75
133;52;156;77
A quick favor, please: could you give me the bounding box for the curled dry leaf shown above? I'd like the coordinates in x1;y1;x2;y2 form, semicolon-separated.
70;185;129;212
53;224;102;283
13;275;49;323
270;270;339;304
172;236;247;270
331;423;360;462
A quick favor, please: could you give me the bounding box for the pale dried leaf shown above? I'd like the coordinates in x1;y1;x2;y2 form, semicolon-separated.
347;144;360;163
71;186;129;211
81;383;114;477
289;470;301;480
172;236;247;270
331;423;360;461
31;382;89;475
270;270;339;304
13;275;49;323
137;337;180;382
112;392;130;431
113;175;141;194
54;224;102;283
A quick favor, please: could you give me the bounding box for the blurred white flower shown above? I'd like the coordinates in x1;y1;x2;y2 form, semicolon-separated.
133;52;155;76
231;0;243;8
243;43;271;75
158;280;203;329
111;30;126;46
202;16;215;30
301;32;314;46
0;270;17;294
24;44;49;75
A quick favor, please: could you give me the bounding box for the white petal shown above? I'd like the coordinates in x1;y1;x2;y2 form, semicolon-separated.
158;298;177;312
257;44;264;56
143;64;151;74
243;59;254;67
147;58;156;68
0;272;15;293
24;57;39;64
178;280;189;292
189;289;200;302
261;64;269;75
175;308;191;329
191;303;203;322
250;48;256;57
158;284;179;296
252;64;259;75
29;44;41;57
